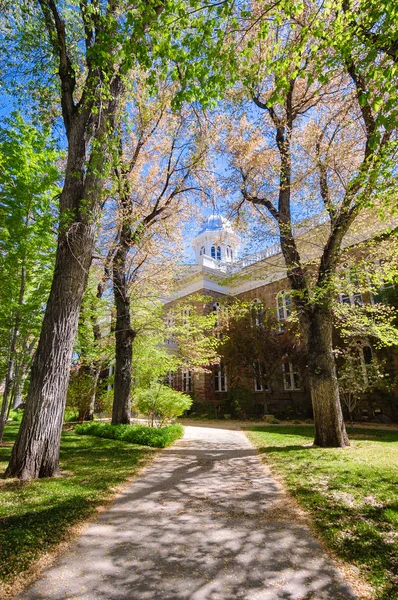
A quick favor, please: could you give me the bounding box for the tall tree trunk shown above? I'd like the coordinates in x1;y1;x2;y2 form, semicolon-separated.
5;221;95;479
111;242;135;425
306;308;349;448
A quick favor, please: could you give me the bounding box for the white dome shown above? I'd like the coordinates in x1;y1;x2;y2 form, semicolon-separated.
197;214;232;235
192;213;240;266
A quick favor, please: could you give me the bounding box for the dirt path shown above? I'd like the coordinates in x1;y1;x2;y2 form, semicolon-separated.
16;426;355;600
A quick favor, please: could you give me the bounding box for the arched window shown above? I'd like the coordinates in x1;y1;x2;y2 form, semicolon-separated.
363;345;373;364
211;245;216;259
217;246;221;260
200;246;205;256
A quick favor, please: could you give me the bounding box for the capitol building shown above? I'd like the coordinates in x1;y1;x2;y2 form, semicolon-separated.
163;213;398;422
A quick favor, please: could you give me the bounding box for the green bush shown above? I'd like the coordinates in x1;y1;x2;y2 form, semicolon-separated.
75;421;184;448
292;419;301;424
8;409;23;423
267;417;280;424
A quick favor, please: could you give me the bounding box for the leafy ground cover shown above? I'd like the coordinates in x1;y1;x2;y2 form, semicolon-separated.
75;421;184;447
246;425;398;600
0;423;158;597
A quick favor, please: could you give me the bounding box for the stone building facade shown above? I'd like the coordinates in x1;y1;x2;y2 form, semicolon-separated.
164;214;398;422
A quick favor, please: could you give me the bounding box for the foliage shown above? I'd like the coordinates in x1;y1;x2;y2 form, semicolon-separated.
66;371;97;421
133;384;192;424
75;421;184;448
0;422;156;592
8;409;24;423
247;426;398;600
0;113;59;381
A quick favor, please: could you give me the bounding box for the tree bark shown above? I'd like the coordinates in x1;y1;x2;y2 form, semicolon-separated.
5;221;95;478
111;240;135;425
307;308;349;448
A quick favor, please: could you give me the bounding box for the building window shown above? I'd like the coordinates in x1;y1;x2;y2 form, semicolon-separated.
182;370;192;393
165;371;174;387
213;302;222;339
200;246;205;256
211;245;216;258
282;362;300;391
339;268;362;306
370;261;394;304
214;364;227;392
362;344;372;365
253;362;267;391
252;299;264;327
277;292;291;331
217;245;221;260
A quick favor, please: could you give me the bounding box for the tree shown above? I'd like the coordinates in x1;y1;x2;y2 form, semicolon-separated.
0;114;59;442
3;0;233;479
109;81;207;425
216;5;397;447
134;384;192;426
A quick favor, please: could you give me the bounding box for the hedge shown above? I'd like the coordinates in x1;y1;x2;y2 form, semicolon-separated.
75;421;183;448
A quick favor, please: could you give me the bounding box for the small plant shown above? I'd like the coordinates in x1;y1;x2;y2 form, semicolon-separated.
305;418;313;424
267;417;280;424
292;419;301;424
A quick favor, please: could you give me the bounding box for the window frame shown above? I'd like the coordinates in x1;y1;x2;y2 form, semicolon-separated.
282;362;300;391
214;363;227;392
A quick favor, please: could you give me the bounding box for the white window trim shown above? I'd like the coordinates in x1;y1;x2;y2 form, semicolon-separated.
214;365;227;392
282;362;300;391
338;268;363;306
277;292;291;331
182;369;192;393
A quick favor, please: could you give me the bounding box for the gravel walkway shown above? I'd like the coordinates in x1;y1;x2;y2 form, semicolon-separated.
16;426;355;600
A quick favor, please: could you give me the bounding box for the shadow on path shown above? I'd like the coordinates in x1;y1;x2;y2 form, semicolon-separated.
16;426;355;600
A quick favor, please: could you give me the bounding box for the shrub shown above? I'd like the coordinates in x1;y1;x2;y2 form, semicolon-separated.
8;409;23;423
292;419;301;424
133;384;192;424
267;417;280;424
75;421;184;448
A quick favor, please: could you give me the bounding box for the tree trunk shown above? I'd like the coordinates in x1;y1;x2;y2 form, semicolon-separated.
307;308;349;448
111;244;135;425
5;222;95;479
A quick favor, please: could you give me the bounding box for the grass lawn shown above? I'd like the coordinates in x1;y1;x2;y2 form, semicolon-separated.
0;422;158;597
246;425;398;600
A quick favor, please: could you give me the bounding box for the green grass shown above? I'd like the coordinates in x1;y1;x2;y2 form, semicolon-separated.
246;425;398;600
75;421;184;447
0;423;158;594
